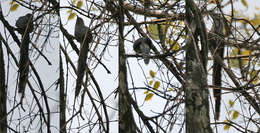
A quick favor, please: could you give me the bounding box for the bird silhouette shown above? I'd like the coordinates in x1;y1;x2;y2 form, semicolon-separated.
74;16;93;97
15;13;34;34
133;37;152;65
210;13;226;120
15;13;34;98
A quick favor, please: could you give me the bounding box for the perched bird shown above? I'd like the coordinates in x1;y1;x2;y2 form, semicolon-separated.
209;13;226;120
133;37;152;65
74;16;93;97
15;13;34;34
74;16;93;44
15;13;34;99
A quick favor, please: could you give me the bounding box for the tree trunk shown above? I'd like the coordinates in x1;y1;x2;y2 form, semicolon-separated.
184;0;213;132
118;0;137;132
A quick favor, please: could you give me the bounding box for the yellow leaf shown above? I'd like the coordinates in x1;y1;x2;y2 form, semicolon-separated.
149;80;153;85
229;48;250;68
149;70;155;78
172;42;180;50
68;13;76;20
76;0;83;8
72;0;76;5
250;70;259;85
9;0;15;5
181;35;186;40
250;13;260;26
147;24;159;40
178;20;183;25
241;0;248;8
92;7;97;11
223;124;230;130
228;110;232;115
10;4;19;12
145;93;154;101
228;100;234;107
50;10;55;14
169;88;173;91
144;90;149;94
147;23;167;40
241;49;250;65
241;49;250;55
153;81;160;90
67;9;72;14
232;110;239;120
229;48;239;68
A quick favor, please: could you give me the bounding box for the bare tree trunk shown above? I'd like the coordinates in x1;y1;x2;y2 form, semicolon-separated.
184;0;213;132
118;0;137;132
0;40;7;133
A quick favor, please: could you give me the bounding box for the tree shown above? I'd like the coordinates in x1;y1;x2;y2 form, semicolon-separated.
0;0;259;132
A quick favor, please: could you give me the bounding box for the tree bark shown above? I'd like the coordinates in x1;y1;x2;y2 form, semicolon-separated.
118;0;137;132
184;0;213;132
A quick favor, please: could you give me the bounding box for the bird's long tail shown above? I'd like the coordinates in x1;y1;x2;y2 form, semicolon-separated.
143;56;150;65
213;43;224;120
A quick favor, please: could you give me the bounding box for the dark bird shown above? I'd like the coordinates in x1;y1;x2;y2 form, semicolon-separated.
209;13;226;120
74;16;93;97
15;13;34;34
74;16;93;44
15;13;34;98
133;37;152;65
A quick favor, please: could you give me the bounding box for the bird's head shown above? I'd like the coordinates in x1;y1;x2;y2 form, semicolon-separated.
76;16;84;27
15;13;34;34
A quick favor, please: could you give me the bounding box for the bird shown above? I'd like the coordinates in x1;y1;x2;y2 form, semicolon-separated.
15;14;34;99
133;37;152;65
209;13;226;120
74;16;93;44
74;16;93;97
15;13;34;34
